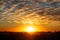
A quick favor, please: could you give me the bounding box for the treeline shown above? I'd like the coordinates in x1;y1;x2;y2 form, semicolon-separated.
0;32;60;40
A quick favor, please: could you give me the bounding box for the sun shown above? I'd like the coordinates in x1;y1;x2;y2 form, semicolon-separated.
18;24;43;32
26;27;35;32
25;25;36;32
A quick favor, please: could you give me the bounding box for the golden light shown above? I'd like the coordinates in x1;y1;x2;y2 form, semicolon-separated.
17;24;45;32
26;26;35;32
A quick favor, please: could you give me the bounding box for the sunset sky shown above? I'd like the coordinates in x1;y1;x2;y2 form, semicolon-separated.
0;0;60;32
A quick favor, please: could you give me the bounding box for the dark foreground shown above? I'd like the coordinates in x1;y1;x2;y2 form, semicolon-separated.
0;32;60;40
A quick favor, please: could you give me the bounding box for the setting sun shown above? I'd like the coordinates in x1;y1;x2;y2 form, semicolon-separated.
26;26;35;32
17;24;45;32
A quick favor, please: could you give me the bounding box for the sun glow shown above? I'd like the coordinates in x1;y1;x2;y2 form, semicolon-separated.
17;20;45;32
17;24;44;32
26;26;35;32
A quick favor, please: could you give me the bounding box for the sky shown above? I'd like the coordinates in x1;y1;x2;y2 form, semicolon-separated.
0;0;60;32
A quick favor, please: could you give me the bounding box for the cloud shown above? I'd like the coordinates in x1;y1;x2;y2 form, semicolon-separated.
0;0;60;31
